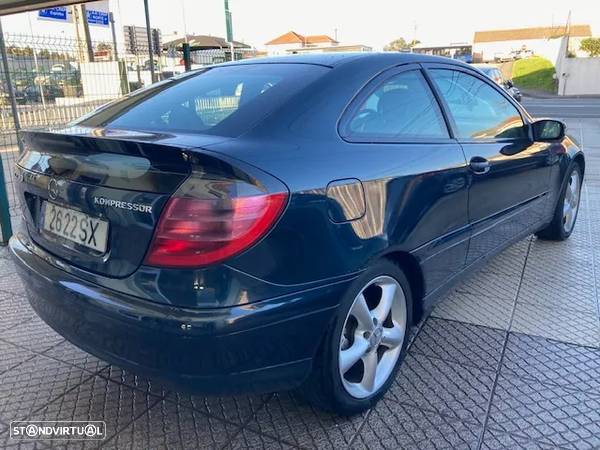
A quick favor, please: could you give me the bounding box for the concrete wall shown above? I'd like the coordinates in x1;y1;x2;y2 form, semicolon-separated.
558;57;600;95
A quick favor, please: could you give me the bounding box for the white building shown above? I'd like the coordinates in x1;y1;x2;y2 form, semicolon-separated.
265;31;371;56
472;25;592;64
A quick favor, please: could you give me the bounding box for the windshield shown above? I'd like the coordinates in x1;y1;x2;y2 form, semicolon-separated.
77;64;329;137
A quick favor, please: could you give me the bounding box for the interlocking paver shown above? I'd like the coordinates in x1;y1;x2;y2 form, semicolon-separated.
432;290;515;330
391;354;495;425
0;354;95;423
0;256;17;278
244;392;366;449
480;428;560;450
0;245;10;259
97;365;170;399
503;332;600;394
454;270;522;301
479;239;529;277
520;239;596;314
510;301;600;348
28;374;161;444
225;428;296;449
43;340;109;375
166;391;269;426
0;339;37;376
351;403;481;450
0;293;38;331
410;318;504;370
487;375;600;449
0;274;25;296
516;272;597;314
0;316;64;353
102;399;239;450
0;420;49;449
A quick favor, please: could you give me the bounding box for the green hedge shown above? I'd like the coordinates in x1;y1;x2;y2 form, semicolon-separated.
512;56;557;93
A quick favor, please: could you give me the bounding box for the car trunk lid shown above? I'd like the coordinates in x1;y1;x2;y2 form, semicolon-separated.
15;127;224;278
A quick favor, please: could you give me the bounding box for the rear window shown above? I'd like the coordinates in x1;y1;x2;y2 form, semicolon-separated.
78;64;328;137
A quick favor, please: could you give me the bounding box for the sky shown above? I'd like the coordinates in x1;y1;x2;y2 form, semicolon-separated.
1;0;599;51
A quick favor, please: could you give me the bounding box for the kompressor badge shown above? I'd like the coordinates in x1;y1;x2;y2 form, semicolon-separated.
93;197;153;214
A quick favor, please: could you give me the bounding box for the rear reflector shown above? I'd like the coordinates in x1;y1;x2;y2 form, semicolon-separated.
145;192;287;268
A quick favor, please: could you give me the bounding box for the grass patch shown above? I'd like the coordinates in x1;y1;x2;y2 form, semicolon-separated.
512;56;557;93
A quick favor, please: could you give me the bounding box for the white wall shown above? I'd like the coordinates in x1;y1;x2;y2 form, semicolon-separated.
80;61;123;101
558;58;600;95
266;43;303;56
473;38;563;65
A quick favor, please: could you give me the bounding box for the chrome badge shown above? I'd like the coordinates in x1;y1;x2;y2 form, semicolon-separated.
48;178;59;200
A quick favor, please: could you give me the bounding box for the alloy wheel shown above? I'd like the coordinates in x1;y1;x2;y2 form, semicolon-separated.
563;169;581;233
338;275;407;399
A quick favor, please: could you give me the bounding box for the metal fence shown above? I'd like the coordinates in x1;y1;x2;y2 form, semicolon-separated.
0;32;257;243
0;33;133;241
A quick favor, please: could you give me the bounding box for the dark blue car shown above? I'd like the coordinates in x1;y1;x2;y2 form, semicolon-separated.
10;53;584;415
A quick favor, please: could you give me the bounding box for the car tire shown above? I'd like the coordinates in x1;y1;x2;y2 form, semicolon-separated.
536;163;582;241
299;259;413;415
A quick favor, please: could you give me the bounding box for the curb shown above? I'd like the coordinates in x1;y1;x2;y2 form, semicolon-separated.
522;90;600;100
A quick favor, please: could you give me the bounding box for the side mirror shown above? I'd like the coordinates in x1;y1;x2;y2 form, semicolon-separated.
532;119;565;141
505;79;514;88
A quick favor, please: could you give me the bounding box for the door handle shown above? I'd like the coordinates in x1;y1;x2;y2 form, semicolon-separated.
469;156;491;175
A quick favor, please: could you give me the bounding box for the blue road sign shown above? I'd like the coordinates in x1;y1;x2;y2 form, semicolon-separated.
87;9;109;26
38;7;68;22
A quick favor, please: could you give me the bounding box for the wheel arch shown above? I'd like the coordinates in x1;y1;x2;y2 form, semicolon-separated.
381;250;425;323
573;152;585;175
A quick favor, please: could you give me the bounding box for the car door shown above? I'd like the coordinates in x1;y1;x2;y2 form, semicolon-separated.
424;64;552;265
339;65;470;295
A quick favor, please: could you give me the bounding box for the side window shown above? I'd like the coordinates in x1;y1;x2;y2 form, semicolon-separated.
344;70;448;140
429;69;527;140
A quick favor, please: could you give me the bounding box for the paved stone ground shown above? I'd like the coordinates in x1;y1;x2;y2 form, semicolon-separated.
0;117;599;449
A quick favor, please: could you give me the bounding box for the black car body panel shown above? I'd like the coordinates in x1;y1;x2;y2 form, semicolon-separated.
10;53;584;394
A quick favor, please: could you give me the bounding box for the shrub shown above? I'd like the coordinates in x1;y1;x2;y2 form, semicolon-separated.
580;38;600;57
512;56;557;93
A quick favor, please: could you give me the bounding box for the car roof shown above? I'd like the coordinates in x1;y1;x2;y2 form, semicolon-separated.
217;52;473;69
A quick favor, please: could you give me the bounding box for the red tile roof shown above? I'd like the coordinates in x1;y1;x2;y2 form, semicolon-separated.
266;31;338;46
265;31;306;45
305;34;338;44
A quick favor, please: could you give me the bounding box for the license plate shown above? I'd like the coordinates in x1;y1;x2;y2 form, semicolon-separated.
42;202;109;253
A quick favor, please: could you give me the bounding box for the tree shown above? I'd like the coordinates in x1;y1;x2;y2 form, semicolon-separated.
384;37;420;52
580;38;600;57
96;42;112;52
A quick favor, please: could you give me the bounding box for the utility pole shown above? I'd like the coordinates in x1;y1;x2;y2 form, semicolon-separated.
181;0;188;42
144;0;156;83
80;4;95;62
411;21;418;52
224;0;234;61
27;11;46;108
0;18;16;242
109;12;118;61
73;5;93;62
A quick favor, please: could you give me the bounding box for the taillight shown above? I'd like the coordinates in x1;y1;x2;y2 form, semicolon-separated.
145;192;287;268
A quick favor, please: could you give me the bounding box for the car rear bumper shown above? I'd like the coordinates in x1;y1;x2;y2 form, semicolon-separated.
9;233;350;394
